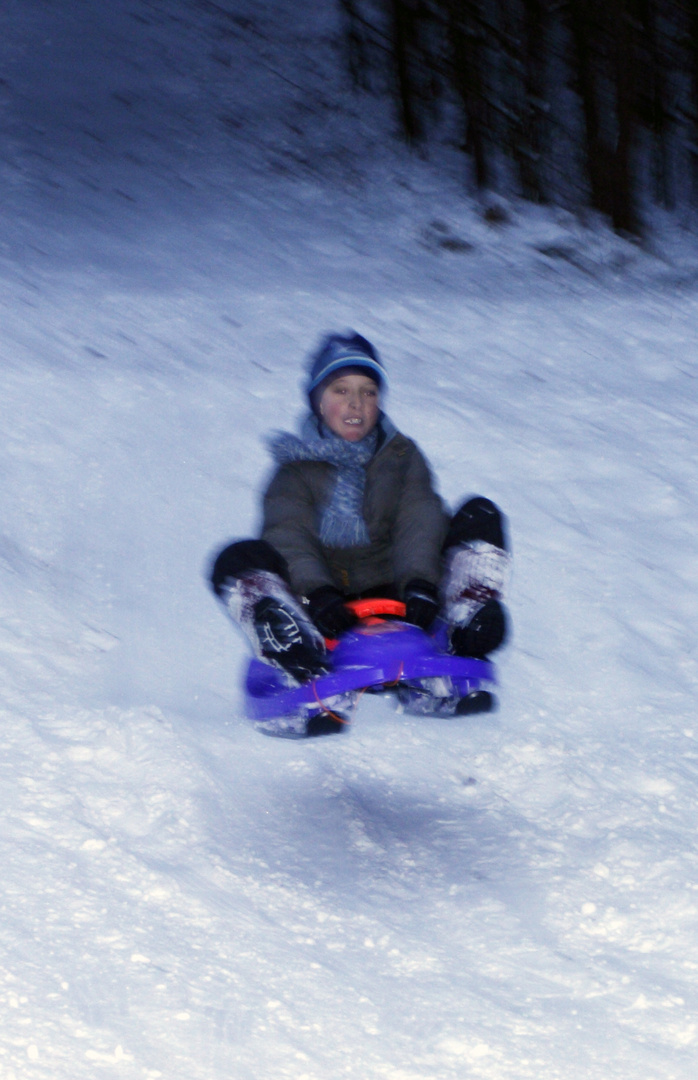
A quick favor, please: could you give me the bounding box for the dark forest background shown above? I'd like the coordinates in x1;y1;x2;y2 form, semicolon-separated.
338;0;698;233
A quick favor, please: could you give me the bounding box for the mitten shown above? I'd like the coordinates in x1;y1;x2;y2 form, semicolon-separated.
307;585;358;638
404;578;439;631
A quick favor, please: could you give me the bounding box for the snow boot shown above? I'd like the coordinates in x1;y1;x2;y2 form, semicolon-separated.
454;689;496;715
395;680;496;718
444;495;508;552
217;568;328;685
253;595;330;684
305;711;348;737
442;497;511;659
450;597;508;660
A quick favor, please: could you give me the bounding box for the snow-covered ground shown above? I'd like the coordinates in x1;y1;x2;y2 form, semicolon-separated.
1;1;697;1077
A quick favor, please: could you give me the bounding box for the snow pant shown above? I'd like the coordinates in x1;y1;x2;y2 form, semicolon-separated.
209;496;510;659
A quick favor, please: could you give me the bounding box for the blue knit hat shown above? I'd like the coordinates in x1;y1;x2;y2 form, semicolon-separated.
307;332;387;401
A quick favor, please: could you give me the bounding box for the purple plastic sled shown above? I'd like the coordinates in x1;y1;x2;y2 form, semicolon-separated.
245;599;497;730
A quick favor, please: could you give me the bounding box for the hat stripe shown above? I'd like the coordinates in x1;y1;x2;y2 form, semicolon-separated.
307;355;386;392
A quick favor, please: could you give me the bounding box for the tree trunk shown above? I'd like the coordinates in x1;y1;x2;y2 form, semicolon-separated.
390;0;424;142
517;0;548;202
445;0;491;189
566;0;640;233
338;0;373;89
686;0;698;204
610;0;640;232
636;0;672;208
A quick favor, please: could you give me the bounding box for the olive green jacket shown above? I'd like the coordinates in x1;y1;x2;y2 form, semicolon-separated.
261;419;448;599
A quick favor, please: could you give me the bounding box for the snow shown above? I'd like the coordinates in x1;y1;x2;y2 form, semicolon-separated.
1;1;698;1077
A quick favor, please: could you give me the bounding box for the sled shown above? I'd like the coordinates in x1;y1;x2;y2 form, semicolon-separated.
244;598;497;734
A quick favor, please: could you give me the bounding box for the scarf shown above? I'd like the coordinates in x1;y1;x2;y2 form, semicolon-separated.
268;416;379;548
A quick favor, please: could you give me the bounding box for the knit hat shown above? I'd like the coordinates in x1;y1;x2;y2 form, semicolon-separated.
307;333;387;405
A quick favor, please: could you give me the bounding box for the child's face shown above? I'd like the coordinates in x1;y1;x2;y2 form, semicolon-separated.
318;373;380;442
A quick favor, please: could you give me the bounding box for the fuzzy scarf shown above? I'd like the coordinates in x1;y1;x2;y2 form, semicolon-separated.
269;416;379;548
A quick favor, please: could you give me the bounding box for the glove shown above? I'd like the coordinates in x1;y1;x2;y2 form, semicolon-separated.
404;578;439;631
307;585;358;639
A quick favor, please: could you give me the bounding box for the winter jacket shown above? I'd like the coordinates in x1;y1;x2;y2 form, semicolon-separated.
261;417;448;599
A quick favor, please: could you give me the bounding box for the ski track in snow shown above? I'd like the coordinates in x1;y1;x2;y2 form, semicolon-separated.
0;0;697;1077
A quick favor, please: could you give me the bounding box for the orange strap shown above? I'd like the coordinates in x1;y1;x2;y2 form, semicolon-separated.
324;597;406;650
346;598;406;619
312;681;349;723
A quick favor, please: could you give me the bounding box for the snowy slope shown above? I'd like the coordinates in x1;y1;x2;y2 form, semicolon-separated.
1;1;697;1077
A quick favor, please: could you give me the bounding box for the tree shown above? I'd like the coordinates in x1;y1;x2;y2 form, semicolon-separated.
336;0;698;234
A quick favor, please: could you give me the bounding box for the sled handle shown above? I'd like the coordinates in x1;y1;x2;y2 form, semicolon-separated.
345;598;406;620
324;598;406;650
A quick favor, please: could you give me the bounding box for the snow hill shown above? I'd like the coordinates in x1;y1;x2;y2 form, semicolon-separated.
1;1;697;1077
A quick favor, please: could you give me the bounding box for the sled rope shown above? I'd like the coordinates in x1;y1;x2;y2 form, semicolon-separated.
312;681;350;724
385;662;404;687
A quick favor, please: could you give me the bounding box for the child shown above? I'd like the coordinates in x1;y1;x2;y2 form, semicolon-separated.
210;332;510;735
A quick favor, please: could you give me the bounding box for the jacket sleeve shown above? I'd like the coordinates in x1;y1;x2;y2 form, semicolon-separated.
261;463;336;597
391;443;449;594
